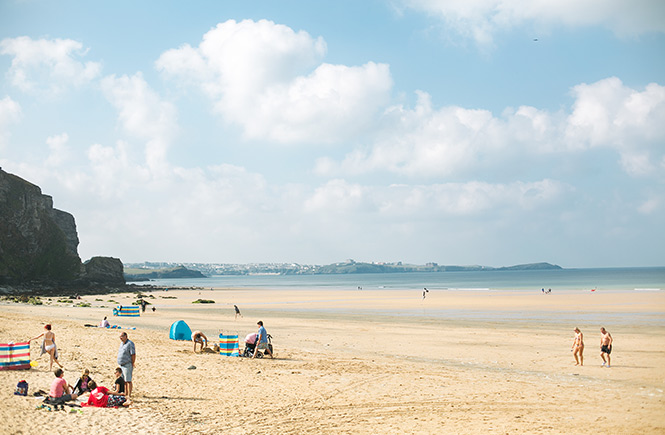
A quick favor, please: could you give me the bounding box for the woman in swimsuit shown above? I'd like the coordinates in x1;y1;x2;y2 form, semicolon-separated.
30;324;63;371
572;327;584;366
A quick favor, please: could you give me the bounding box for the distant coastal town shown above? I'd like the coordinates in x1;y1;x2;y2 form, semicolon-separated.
123;260;562;280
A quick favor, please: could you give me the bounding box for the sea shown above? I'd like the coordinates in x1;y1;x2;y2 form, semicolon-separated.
131;267;665;293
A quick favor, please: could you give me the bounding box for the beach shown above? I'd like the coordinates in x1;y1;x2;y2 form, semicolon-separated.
1;288;664;434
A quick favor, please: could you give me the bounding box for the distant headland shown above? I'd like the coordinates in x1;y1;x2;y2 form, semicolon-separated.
124;260;562;278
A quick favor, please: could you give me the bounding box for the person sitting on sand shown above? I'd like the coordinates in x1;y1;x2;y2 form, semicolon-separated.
600;327;613;367
71;369;94;396
83;380;131;408
30;324;63;371
113;367;125;394
50;368;78;404
192;331;208;353
100;316;110;328
572;327;584;366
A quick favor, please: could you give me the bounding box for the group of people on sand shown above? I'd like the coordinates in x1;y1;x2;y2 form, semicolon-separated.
29;323;137;408
48;366;131;408
571;326;613;367
191;320;273;359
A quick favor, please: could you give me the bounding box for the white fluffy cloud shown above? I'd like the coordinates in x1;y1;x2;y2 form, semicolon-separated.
317;78;665;179
400;0;665;44
156;19;393;144
0;36;101;93
0;96;21;148
567;77;665;176
100;73;178;172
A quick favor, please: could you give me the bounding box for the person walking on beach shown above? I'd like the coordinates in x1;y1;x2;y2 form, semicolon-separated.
30;324;63;371
572;327;584;366
253;321;274;359
117;332;136;397
234;305;242;320
600;327;613;367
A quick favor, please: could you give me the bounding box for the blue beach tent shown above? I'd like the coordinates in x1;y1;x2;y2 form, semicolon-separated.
169;320;192;341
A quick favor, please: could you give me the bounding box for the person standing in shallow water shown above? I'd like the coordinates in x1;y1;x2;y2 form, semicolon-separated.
572;327;584;366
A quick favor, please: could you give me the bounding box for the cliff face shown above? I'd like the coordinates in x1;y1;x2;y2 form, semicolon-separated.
0;168;125;289
83;256;125;286
0;169;82;283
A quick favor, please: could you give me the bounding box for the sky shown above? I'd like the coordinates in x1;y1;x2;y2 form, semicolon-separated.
1;1;664;268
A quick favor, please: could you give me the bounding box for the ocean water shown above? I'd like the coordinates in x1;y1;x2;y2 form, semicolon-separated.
132;267;665;293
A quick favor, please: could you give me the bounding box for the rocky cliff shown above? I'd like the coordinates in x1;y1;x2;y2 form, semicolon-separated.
0;168;125;292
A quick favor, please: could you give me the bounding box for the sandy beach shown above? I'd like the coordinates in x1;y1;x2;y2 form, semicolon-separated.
1;287;664;434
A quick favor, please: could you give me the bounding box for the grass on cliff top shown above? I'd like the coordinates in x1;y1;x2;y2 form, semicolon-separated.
124;267;183;275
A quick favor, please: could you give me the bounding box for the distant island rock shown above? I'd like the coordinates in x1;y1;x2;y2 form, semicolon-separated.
0;168;125;294
124;265;206;281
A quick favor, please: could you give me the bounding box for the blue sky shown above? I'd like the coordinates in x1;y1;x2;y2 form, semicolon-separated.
1;0;664;267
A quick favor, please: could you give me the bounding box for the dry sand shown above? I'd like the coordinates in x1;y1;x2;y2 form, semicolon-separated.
1;288;664;434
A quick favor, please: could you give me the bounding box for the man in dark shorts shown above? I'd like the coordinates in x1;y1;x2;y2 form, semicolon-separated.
234;305;242;320
600;327;613;367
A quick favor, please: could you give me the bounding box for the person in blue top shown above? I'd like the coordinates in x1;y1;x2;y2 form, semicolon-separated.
252;321;274;359
117;332;136;396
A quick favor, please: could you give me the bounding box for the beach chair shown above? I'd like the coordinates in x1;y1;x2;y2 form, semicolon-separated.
219;333;239;357
0;342;31;370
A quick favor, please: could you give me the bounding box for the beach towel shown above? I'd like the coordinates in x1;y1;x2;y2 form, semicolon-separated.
0;342;31;370
219;334;239;357
113;305;140;317
85;324;135;330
